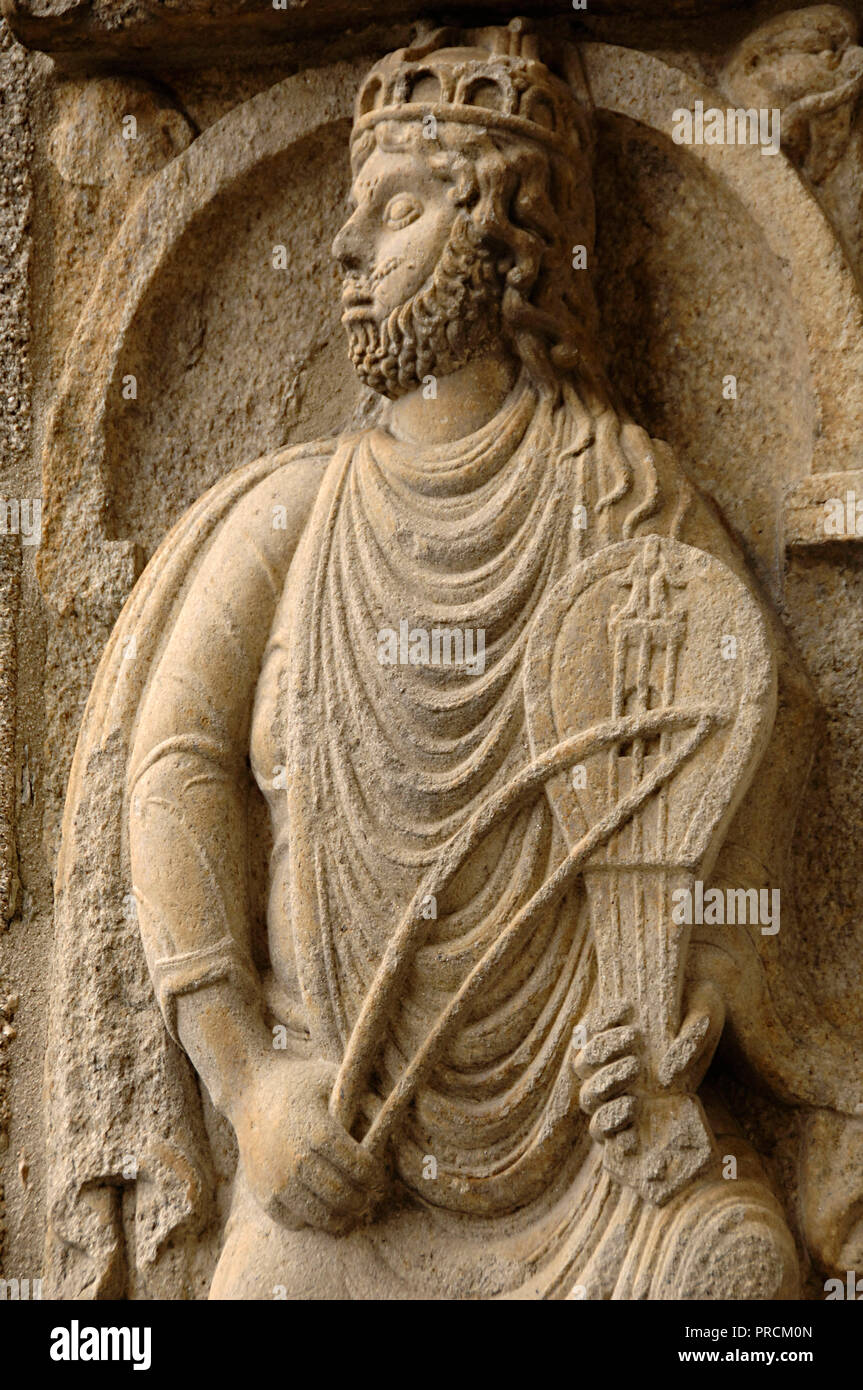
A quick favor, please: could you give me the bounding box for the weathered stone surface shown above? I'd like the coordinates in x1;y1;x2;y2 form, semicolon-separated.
785;470;863;546
0;0;748;65
0;538;21;930
3;2;863;1312
39;18;863;1305
723;5;863;287
0;15;29;1281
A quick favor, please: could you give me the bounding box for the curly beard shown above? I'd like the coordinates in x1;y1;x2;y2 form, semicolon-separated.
342;214;502;400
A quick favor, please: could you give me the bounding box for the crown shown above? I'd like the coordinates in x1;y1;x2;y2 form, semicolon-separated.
352;19;592;163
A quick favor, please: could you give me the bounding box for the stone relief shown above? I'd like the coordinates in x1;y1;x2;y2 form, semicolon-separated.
724;5;863;276
1;1;863;1312
44;20;863;1301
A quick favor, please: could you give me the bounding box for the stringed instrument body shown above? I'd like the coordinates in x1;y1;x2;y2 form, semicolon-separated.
525;535;777;1205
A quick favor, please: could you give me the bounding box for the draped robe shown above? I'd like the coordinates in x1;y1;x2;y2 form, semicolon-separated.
244;372;797;1298
50;356;861;1299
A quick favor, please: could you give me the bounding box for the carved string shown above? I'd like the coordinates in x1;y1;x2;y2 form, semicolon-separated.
330;712;715;1148
286;376;672;1199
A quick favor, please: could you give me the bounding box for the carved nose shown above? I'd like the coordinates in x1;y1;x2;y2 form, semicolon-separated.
332;217;364;273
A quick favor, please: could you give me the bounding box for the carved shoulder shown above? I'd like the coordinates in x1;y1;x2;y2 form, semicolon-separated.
130;442;333;778
201;440;334;581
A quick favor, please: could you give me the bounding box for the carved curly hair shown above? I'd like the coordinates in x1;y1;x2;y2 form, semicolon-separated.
350;115;605;403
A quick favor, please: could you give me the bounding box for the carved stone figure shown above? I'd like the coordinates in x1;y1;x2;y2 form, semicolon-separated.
49;20;863;1301
726;4;863;183
724;5;863;280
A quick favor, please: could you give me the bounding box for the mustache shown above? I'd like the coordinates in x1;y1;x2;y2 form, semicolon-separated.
341;255;405;305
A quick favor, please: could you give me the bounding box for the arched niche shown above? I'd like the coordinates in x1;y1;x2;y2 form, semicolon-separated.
38;44;863;619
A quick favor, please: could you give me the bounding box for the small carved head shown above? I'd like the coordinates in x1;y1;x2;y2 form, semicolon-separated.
332;20;600;399
725;4;863;182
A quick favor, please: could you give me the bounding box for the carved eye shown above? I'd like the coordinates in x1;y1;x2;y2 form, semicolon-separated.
383;194;422;230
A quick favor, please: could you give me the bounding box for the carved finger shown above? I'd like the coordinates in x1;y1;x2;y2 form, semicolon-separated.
271;1177;343;1234
297;1150;370;1218
658;981;725;1088
590;1001;633;1035
657;1012;710;1088
315;1121;387;1192
573;1024;639;1077
589;1094;638;1141
579;1055;640;1114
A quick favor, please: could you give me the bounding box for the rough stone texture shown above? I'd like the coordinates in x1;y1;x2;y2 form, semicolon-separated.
0;0;748;65
3;1;863;1302
0;538;21;930
0;17;29;1278
0;23;28;926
